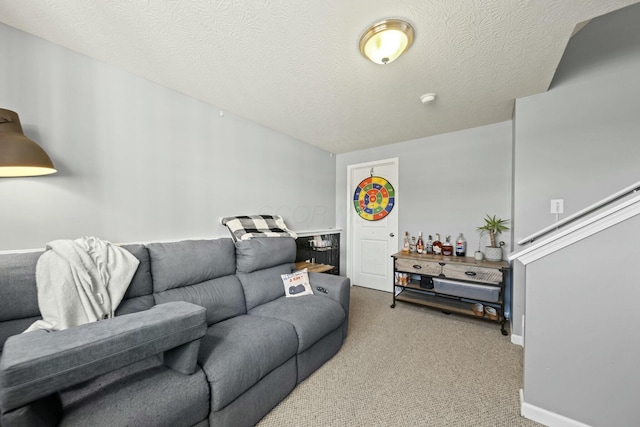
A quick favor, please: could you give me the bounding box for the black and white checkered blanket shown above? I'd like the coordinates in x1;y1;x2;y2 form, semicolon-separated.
221;215;297;241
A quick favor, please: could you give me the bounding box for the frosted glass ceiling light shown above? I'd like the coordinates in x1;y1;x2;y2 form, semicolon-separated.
359;19;415;65
0;109;56;177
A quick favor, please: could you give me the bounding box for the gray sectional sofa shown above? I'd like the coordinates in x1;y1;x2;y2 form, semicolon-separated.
0;237;350;427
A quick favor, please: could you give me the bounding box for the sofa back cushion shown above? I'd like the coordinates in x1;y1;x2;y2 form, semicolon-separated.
115;244;155;316
0;251;42;351
235;238;296;311
147;239;246;325
0;245;153;351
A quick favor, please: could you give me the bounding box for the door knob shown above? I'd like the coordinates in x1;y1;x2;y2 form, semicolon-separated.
389;233;395;237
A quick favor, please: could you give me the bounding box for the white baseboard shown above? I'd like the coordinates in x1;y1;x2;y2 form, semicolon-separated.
520;389;591;427
511;333;524;346
511;314;525;346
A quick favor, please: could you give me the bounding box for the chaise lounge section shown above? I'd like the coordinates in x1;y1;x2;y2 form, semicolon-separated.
0;236;350;427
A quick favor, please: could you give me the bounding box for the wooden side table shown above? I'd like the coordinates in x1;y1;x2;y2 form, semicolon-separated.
295;261;334;274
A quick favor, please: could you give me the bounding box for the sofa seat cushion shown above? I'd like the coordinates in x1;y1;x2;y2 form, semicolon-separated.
198;315;298;411
249;295;346;353
60;356;209;427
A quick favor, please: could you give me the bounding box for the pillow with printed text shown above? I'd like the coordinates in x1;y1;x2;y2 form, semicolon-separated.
281;268;314;297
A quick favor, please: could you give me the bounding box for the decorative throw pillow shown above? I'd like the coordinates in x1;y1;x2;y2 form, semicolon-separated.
221;215;298;241
281;268;314;298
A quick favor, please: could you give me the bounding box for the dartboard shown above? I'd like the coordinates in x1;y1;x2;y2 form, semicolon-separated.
353;176;395;221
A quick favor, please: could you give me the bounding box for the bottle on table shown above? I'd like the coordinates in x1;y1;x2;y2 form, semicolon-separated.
426;235;433;254
442;235;453;256
402;231;410;253
416;232;424;254
410;236;417;253
455;233;467;257
432;233;442;255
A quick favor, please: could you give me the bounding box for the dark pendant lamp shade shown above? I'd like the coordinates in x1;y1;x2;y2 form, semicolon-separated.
0;108;56;177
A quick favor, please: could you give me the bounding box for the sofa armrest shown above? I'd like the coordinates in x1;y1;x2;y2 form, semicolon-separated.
0;301;206;414
308;272;350;338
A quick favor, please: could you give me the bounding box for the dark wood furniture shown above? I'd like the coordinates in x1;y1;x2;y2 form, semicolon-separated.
295;231;340;275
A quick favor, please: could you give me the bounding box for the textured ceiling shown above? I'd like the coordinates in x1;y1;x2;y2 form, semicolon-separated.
0;0;637;153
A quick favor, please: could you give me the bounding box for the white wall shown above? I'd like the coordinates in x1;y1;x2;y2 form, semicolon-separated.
512;3;640;425
523;213;640;426
511;3;640;338
0;23;336;250
336;121;512;287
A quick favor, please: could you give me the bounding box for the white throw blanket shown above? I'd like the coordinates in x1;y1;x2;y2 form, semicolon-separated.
25;236;140;332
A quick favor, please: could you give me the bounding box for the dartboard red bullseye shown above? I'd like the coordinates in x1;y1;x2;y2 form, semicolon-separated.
353;176;395;221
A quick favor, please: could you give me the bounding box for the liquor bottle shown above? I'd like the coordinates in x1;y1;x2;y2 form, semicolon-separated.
410;236;417;253
416;232;424;254
402;231;410;253
432;233;442;255
455;233;467;257
442;235;454;256
426;234;433;254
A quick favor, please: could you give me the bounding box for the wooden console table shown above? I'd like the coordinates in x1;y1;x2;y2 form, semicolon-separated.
391;251;509;335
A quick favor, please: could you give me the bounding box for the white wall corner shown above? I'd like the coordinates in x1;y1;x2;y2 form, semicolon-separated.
520;389;592;427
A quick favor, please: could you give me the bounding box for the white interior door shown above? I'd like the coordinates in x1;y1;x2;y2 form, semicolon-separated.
347;158;399;292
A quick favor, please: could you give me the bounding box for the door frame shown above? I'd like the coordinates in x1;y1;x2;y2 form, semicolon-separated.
346;157;399;283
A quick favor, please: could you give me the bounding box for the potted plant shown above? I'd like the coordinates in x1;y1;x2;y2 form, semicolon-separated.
476;214;509;261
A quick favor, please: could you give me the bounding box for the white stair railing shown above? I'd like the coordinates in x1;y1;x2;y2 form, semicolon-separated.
516;180;640;245
510;189;640;264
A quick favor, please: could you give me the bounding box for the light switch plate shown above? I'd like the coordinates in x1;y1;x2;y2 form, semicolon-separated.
550;199;564;214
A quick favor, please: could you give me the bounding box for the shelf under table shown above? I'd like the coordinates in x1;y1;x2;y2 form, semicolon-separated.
395;288;500;320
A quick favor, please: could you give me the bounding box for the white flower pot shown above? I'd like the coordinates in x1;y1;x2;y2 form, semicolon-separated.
484;246;502;262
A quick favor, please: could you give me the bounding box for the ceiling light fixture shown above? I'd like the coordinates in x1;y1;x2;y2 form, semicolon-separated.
359;19;415;65
0;109;56;177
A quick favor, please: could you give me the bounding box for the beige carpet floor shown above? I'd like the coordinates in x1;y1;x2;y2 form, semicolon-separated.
258;285;542;427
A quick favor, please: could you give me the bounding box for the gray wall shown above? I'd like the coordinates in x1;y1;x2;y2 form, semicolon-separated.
511;4;640;337
336;120;512;279
0;23;336;250
523;213;640;426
